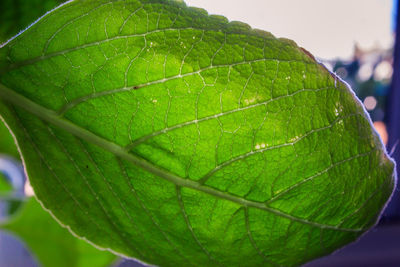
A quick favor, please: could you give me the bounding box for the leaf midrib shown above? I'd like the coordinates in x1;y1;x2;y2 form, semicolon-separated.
0;82;362;232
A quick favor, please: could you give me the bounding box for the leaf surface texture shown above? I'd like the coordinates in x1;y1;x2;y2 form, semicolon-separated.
0;0;395;266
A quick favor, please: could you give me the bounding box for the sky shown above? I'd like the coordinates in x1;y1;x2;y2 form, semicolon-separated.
184;0;394;60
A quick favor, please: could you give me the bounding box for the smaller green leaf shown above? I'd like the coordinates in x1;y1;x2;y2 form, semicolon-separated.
0;172;12;193
0;197;117;267
0;120;25;214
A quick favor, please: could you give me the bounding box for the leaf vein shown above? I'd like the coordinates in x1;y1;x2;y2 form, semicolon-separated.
117;158;193;265
47;126;146;257
0;83;367;232
175;186;219;265
244;207;282;267
199;112;362;185
126;87;335;150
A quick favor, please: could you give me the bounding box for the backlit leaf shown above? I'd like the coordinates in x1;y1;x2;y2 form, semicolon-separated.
0;0;395;266
0;172;12;193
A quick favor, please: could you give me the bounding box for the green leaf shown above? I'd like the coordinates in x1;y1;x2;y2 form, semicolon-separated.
0;197;116;267
0;0;65;43
0;0;395;266
0;172;12;193
0;119;19;159
0;121;24;212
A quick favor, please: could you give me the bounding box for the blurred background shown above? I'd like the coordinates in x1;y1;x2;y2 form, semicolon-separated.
0;0;399;266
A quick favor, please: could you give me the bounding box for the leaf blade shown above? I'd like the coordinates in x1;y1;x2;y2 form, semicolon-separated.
0;0;395;266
